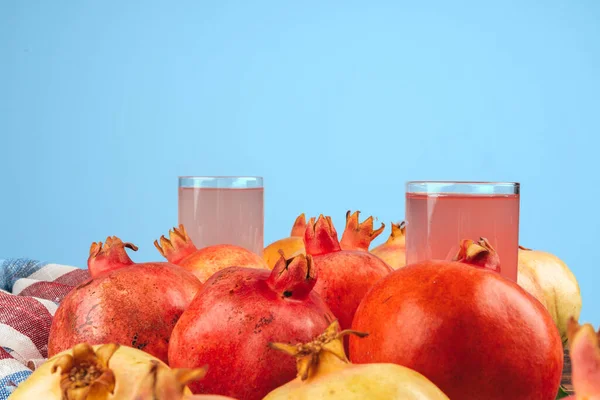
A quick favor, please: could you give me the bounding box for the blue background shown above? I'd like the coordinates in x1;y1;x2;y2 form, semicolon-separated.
1;1;598;324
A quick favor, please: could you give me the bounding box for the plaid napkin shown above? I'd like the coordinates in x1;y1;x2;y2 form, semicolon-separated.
0;258;89;399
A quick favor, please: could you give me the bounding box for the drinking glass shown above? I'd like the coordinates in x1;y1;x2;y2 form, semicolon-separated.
178;176;264;255
405;181;520;281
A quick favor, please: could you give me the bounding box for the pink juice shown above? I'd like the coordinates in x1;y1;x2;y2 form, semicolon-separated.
178;187;264;255
405;192;520;281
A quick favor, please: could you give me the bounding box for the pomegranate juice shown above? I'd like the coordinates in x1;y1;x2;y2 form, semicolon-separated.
405;193;520;281
178;187;264;255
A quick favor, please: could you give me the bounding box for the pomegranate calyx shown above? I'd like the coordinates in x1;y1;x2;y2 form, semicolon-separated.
269;320;368;381
566;317;600;398
88;237;137;278
154;224;198;265
453;237;501;273
290;213;307;237
388;221;406;244
51;343;118;400
267;252;317;300
133;360;207;399
89;238;138;259
340;210;385;252
304;215;341;256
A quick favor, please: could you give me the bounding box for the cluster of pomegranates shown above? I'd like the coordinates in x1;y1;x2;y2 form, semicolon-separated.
9;211;596;400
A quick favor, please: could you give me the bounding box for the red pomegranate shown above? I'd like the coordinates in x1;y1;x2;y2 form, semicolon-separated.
168;253;335;400
304;214;392;333
349;238;563;400
48;237;202;364
155;224;268;283
339;210;385;251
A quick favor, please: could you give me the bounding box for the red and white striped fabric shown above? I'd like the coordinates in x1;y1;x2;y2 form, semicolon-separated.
0;258;89;398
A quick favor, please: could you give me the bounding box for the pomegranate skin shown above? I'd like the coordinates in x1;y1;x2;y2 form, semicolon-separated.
349;261;564;400
48;262;201;364
177;244;268;283
312;250;392;330
168;257;335;400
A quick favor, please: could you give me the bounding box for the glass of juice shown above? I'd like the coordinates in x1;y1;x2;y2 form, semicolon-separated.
405;181;520;281
178;176;264;255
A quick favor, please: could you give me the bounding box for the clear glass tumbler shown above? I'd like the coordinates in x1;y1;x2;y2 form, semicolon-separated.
405;181;520;281
178;176;264;255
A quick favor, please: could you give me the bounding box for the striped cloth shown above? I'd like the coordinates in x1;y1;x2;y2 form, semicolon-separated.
0;259;89;399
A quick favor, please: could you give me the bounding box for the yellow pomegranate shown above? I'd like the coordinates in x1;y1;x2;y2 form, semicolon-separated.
263;214;307;269
517;246;582;342
516;261;548;309
370;221;406;269
564;318;600;400
9;343;192;399
262;320;449;400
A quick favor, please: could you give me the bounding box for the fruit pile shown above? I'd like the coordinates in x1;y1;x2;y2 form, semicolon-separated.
8;211;596;400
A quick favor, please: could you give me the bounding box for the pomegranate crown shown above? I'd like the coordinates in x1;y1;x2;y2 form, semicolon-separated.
89;236;138;258
133;360;208;399
568;317;600;346
453;237;501;273
154;224;198;265
388;221;406;245
51;343;119;399
566;317;600;397
268;320;368;381
267;251;317;300
290;213;307;237
304;215;341;256
339;210;385;251
88;236;138;278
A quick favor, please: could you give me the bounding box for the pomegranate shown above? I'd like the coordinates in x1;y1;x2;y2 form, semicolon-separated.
517;245;582;342
263;320;449;400
168;253;335;400
349;238;564;400
515;260;548;309
10;342;191;399
48;237;202;364
564;318;600;400
155;224;268;282
370;221;407;269
304;214;392;332
263;213;307;269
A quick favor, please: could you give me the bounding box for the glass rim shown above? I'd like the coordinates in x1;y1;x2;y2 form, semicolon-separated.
407;180;519;185
179;176;263;189
406;181;519;195
178;175;263;179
